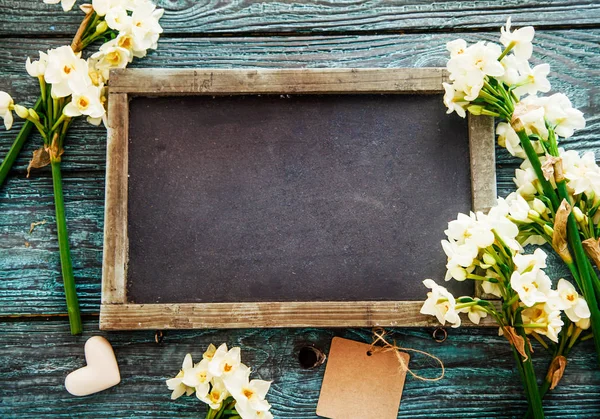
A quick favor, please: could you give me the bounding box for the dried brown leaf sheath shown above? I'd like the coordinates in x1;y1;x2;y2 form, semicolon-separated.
582;238;600;271
553;199;573;264
27;147;50;178
546;355;567;390
504;326;529;361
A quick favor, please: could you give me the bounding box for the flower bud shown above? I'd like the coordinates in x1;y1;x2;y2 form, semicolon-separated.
483;253;497;266
28;108;40;121
467;105;484;115
532;198;546;215
14;104;29;119
96;21;108;34
573;206;585;223
528;209;540;220
543;224;554;236
576;317;591;330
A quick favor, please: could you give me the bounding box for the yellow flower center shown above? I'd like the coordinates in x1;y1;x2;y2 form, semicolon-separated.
223;363;232;372
107;51;122;65
210;390;221;403
63;64;74;75
196;371;207;383
118;36;132;49
77;97;90;110
475;58;484;69
567;294;575;302
243;388;254;399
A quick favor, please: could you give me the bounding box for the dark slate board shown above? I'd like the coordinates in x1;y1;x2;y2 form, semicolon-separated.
126;94;473;303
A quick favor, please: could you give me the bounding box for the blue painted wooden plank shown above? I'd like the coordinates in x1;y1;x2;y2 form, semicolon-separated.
1;321;599;418
0;0;599;36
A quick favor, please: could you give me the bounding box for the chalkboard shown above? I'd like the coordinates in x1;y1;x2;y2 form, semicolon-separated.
100;68;496;330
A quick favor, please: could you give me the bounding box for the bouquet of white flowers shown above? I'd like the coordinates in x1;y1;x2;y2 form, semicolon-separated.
167;344;273;419
421;17;600;418
0;0;164;334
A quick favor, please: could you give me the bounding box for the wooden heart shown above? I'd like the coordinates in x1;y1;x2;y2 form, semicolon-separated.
65;336;121;396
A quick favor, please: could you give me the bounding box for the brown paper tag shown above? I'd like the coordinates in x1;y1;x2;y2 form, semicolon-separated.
316;337;409;419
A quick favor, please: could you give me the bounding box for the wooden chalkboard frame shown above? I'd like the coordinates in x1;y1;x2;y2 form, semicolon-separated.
100;68;496;330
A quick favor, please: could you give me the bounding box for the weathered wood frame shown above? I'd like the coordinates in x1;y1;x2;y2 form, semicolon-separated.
100;68;496;330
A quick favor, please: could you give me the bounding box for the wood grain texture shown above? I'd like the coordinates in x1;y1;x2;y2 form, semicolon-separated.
1;30;597;315
0;0;599;36
99;302;497;330
109;67;448;94
102;93;128;305
1;320;599;418
469;114;497;213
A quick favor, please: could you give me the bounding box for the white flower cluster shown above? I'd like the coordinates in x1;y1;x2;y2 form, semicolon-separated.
443;18;548;117
422;205;590;342
497;94;586;158
513;147;600;204
166;344;273;419
443;18;586;159
20;0;164;127
441;205;520;282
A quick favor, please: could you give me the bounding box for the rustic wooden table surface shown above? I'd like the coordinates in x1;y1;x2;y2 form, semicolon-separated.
2;1;600;418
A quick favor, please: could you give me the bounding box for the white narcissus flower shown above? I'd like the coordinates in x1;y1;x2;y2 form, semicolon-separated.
225;364;271;412
514;162;539;198
513;248;547;273
130;1;164;42
513;62;551;97
92;0;124;16
500;17;535;60
457;41;505;78
235;403;274;419
510;268;551;307
446;39;468;58
481;270;503;298
198;377;229;410
497;121;526;158
165;353;195;400
442;83;468;118
560;148;600;196
0;91;15;130
503;192;532;222
44;46;89;98
63;80;105;119
181;358;212;399
457;298;488;324
420;279;461;328
498;54;523;86
91;45;131;81
26;51;49;77
208;344;242;378
542;93;586;138
44;0;77;12
521;303;564;343
106;6;132;32
556;278;591;323
513;97;549;139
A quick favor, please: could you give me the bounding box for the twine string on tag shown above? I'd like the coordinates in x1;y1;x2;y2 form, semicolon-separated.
369;327;445;382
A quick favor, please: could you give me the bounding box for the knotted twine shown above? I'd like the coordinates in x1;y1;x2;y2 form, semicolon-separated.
368;327;445;382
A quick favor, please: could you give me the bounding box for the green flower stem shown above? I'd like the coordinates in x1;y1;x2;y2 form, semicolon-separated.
51;158;82;335
0;98;43;190
515;129;559;211
557;179;600;366
517;330;545;419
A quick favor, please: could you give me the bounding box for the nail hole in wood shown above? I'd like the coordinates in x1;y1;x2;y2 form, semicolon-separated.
366;351;373;356
298;345;326;369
